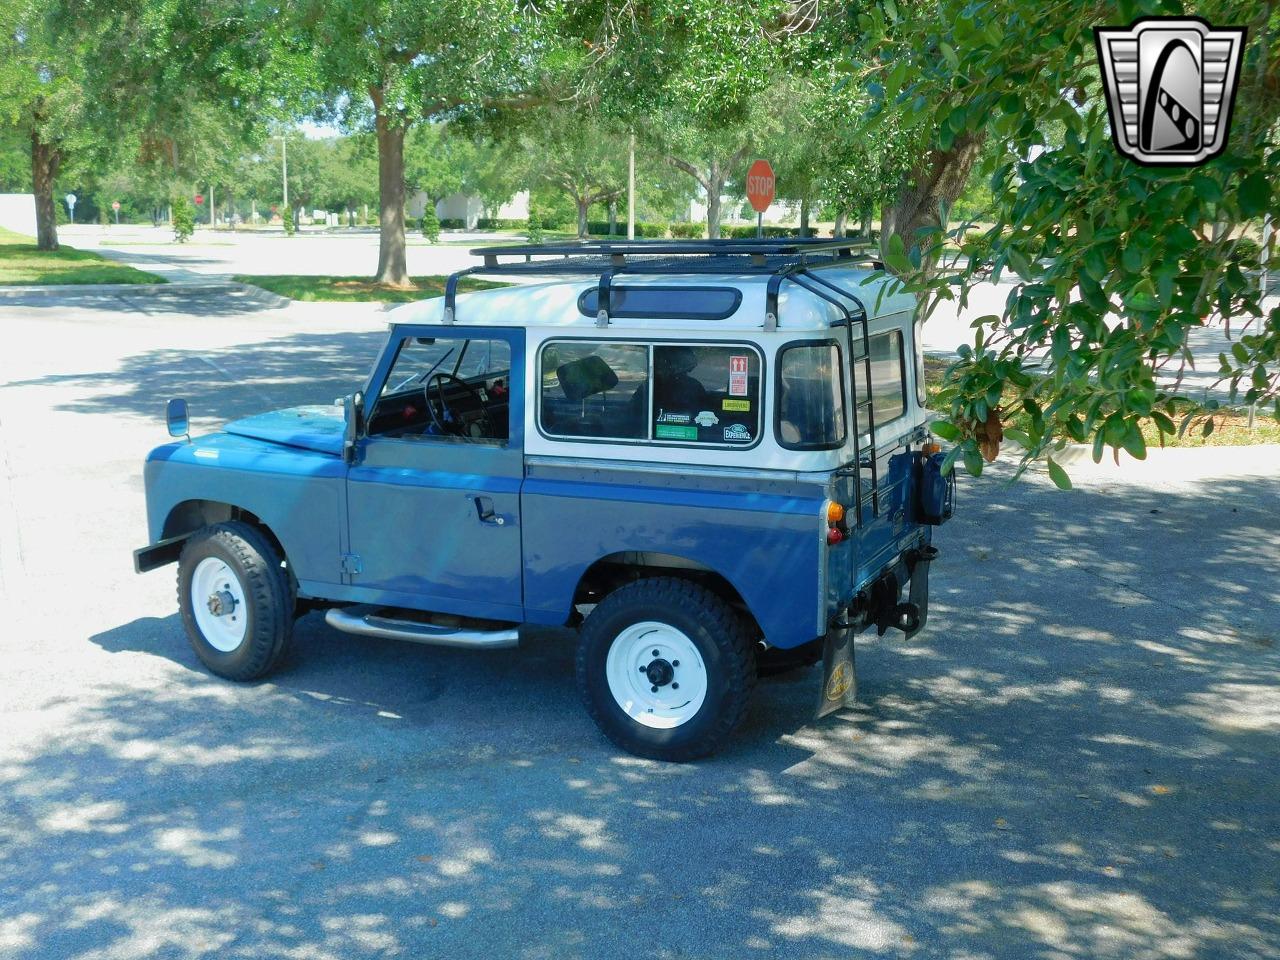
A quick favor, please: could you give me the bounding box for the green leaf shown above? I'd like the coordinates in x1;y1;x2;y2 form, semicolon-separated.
1238;172;1271;218
962;446;984;477
930;420;960;440
1121;423;1147;460
940;41;959;71
1047;459;1072;490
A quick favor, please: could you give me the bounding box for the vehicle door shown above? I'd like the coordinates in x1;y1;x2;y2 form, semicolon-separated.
345;327;525;622
841;319;919;587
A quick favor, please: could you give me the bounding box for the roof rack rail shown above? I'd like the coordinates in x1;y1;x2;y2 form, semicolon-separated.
441;236;884;328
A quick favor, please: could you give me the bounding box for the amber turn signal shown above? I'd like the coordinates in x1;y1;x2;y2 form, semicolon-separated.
922;441;942;457
826;501;845;525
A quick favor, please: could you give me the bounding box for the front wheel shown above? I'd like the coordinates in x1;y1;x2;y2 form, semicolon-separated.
177;521;293;681
576;577;756;762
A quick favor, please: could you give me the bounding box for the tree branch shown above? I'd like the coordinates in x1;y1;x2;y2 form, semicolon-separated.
665;155;709;191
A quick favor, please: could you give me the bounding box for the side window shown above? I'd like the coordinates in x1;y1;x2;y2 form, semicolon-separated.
538;341;762;446
651;345;760;445
370;336;512;441
540;341;649;439
854;330;906;429
777;342;846;449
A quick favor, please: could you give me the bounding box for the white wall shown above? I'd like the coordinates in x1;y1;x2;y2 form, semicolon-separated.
406;190;530;228
688;195;799;226
0;194;37;237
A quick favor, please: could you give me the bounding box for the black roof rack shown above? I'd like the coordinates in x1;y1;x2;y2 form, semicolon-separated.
441;237;884;330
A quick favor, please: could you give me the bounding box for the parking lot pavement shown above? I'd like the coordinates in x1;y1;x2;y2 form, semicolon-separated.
1;289;1277;960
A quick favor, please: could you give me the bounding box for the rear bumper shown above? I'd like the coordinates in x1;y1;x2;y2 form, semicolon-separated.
133;536;187;574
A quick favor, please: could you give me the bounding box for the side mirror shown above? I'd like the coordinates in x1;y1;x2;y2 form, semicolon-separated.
342;391;363;463
166;398;190;439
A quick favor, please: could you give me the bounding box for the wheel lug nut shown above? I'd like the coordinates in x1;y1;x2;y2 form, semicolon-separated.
672;682;679;690
652;649;659;657
672;660;679;667
650;685;658;693
639;665;646;672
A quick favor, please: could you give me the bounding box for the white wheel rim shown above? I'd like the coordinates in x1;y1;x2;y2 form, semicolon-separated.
190;557;248;652
605;621;707;729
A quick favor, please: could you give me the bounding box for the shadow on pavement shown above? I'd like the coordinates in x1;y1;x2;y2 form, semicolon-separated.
5;329;386;423
1;470;1276;958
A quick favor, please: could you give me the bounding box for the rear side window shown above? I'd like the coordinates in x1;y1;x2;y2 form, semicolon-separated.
853;330;907;429
777;342;846;449
539;341;762;446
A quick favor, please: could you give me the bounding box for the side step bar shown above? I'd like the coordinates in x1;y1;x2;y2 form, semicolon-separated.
324;605;519;650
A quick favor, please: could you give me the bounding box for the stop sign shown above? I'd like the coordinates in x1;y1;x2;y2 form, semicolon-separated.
745;159;775;213
194;194;204;205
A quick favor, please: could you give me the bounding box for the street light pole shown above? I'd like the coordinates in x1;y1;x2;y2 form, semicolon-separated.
281;135;289;229
627;132;635;241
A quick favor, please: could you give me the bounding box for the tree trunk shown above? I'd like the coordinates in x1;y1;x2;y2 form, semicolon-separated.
31;131;61;251
880;131;985;277
607;200;617;237
373;101;411;287
859;206;872;239
705;161;723;240
799;197;810;237
576;198;590;238
833;211;847;238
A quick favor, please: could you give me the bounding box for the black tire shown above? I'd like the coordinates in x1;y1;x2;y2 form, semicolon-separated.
177;521;293;681
576;577;756;762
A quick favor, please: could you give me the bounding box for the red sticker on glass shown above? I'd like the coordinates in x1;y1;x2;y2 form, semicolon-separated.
728;355;749;397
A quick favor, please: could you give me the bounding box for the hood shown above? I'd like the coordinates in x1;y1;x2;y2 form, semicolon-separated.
223;405;345;456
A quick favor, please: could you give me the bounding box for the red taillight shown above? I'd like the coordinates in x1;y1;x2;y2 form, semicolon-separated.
826;526;844;546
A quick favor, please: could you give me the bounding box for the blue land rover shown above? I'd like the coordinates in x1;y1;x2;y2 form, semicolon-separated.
135;240;954;761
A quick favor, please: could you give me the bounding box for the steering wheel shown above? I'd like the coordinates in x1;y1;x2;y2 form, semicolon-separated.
424;372;492;437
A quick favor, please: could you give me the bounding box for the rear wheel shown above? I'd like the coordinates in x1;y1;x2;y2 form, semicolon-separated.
576;577;756;761
177;521;293;681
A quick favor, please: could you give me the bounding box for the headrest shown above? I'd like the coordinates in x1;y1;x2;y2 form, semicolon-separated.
556;355;620;402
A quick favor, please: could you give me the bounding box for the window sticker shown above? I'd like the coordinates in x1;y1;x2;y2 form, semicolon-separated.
694;410;719;427
722;398;750;412
656;410;692;425
723;423;752;442
656;424;698;440
728;355;749;397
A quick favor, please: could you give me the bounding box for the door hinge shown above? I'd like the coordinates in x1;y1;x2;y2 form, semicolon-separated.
341;554;363;576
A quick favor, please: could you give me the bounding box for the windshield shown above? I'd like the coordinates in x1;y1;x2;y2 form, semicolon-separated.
382;338;510;395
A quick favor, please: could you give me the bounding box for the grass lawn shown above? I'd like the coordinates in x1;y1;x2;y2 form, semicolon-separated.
233;274;509;304
923;356;1280;449
0;227;166;285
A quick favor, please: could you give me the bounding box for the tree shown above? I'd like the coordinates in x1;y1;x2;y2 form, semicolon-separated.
0;0;118;249
523;108;628;237
296;1;570;286
840;0;1280;474
404;123;469;209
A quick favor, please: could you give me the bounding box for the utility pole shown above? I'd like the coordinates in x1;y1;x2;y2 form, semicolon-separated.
627;132;635;241
281;134;289;230
209;184;215;229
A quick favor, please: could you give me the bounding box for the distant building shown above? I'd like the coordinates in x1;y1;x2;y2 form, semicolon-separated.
0;194;37;236
688;194;799;225
406;190;530;228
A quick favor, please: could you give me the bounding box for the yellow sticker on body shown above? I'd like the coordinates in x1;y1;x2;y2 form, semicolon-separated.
722;399;750;412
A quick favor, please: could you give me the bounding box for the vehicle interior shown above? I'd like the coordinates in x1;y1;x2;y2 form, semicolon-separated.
367;337;511;442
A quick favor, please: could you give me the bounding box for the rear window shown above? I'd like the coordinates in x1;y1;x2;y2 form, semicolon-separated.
777;342;846;449
539;341;762;447
853;330;907;429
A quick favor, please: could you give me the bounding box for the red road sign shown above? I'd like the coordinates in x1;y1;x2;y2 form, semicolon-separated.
194;194;204;205
111;201;120;211
745;159;775;213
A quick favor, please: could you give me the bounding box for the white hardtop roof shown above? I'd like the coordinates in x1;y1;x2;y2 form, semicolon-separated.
387;267;915;333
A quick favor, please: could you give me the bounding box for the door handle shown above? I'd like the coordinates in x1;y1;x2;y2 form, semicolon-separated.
473;495;505;526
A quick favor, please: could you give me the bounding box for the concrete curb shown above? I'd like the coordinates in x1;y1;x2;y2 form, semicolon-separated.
0;280;291;309
1051;441;1280;481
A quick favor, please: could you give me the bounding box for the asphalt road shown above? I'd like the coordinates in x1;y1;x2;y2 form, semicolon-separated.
1;288;1277;960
